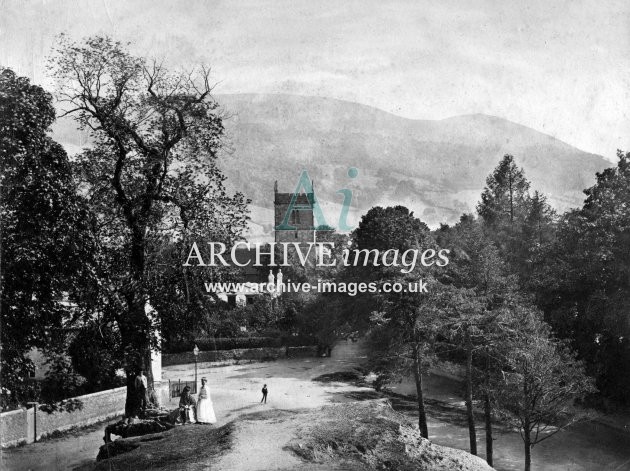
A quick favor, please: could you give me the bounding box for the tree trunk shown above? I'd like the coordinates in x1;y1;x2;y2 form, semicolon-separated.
120;304;152;418
483;364;493;466
464;339;477;455
413;345;429;438
524;429;532;471
523;378;532;471
484;392;493;466
120;225;154;417
509;172;514;223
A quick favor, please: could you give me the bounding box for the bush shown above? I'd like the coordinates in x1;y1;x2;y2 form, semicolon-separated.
68;322;125;393
167;337;281;353
40;353;87;410
166;334;318;353
282;334;318;347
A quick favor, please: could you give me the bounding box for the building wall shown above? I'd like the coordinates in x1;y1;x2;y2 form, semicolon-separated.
0;409;27;447
35;387;127;442
26;348;50;380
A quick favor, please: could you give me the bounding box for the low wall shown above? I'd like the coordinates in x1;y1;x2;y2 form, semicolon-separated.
0;409;28;447
287;346;320;358
163;345;319;366
0;382;169;448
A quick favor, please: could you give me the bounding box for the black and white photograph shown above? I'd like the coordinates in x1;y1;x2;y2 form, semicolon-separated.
1;1;629;470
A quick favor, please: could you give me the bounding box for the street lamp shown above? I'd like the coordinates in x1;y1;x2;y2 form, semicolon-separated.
27;402;38;442
193;344;199;392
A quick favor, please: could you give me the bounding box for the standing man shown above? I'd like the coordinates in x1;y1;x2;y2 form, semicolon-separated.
135;369;149;415
261;384;268;404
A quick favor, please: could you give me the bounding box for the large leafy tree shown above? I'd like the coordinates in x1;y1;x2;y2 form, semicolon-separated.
49;36;248;415
0;68;96;403
354;205;429;255
354;205;438;438
433;217;517;465
440;287;486;456
538;151;630;405
340;206;431;333
369;278;449;439
145;200;248;349
495;308;595;471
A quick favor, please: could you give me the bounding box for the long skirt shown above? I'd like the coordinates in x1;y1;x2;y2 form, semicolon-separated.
196;398;217;424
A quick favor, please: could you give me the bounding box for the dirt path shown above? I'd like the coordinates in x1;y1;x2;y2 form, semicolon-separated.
163;341;378;471
161;341;374;427
213;416;304;471
1;341;371;471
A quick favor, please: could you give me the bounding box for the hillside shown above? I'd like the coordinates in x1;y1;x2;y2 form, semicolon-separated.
52;93;609;237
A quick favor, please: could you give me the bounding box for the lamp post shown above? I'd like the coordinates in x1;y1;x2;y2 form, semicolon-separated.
193;344;199;392
27;402;38;443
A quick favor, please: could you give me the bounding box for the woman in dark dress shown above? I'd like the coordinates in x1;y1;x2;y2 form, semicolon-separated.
179;386;196;423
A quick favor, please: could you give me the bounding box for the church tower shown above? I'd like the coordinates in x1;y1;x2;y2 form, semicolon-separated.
273;180;315;244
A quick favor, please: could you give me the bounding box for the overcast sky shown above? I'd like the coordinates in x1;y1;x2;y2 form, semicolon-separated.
1;0;628;160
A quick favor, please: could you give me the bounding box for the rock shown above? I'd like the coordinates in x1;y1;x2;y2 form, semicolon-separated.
96;440;140;461
105;418;174;441
141;407;171;421
286;401;494;470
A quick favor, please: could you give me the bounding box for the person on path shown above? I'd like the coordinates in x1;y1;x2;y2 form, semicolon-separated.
261;384;268;404
135;369;149;415
196;378;217;424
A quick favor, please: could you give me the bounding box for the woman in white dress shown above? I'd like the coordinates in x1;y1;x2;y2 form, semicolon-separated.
196;377;217;424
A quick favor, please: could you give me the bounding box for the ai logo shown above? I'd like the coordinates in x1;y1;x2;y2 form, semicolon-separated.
275;168;358;232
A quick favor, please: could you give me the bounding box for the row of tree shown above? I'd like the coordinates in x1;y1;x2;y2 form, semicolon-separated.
472;152;630;409
319;151;629;471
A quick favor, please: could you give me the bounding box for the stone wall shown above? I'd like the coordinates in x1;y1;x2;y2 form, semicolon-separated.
287;346;320;358
0;408;28;447
162;346;319;366
0;382;170;447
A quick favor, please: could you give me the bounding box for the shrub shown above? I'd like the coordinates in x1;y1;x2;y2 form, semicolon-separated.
167;337;281;353
68;322;125;393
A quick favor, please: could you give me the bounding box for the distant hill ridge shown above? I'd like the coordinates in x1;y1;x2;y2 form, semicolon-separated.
52;93;609;236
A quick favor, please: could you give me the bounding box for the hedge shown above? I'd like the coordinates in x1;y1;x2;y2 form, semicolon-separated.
167;335;318;353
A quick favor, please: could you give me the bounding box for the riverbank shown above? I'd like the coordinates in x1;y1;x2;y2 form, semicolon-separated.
77;401;493;471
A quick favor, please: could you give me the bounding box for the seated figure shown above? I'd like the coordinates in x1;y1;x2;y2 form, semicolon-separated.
178;386;196;424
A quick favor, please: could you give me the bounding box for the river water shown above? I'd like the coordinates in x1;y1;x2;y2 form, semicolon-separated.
388;374;630;471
